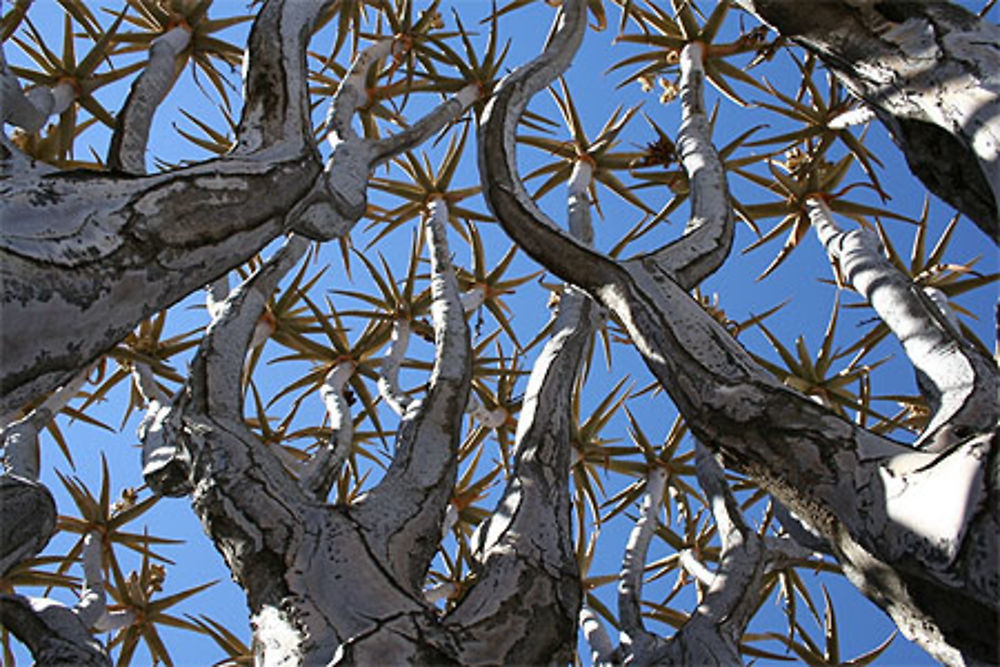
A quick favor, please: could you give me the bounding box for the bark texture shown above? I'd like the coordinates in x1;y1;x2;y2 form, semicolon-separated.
3;0;998;664
0;0;333;420
0;594;110;667
140;210;585;661
478;0;999;663
0;475;55;577
0;0;475;421
735;0;1000;242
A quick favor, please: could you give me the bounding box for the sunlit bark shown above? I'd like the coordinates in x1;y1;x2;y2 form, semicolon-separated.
479;0;998;663
0;0;476;421
735;0;1000;242
2;0;998;664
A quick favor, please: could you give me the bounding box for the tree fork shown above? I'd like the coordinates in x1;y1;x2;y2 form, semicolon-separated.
479;0;998;662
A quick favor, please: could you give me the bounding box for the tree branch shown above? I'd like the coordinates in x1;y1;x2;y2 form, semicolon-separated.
0;594;109;666
299;361;354;501
290;46;477;241
1;0;334;419
478;0;623;294
0;3;477;419
443;160;596;664
0;475;56;577
809;197;999;450
377;318;413;416
479;1;997;662
580;606;621;666
0;47;74;133
734;0;1000;242
351;197;471;594
1;534;128;664
655;442;765;664
75;531;134;632
1;367;85;576
233;0;334;156
626;41;735;291
107;26;192;173
0;150;320;423
134;362;193;497
141;234;309;501
2;365;89;478
371;83;480;163
616;467;667;663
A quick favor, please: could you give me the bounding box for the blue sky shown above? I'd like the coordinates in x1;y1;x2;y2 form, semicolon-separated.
4;1;997;664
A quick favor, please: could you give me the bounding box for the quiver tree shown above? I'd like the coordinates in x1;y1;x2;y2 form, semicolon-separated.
735;0;1000;242
479;0;998;663
1;0;997;665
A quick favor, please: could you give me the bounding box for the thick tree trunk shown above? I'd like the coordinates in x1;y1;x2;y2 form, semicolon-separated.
735;0;1000;242
0;0;331;420
0;149;318;423
144;196;585;661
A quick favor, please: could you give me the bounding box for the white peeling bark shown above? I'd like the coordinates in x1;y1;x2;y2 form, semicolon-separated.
734;0;1000;242
290;39;478;241
1;0;477;422
587;444;821;666
75;532;134;632
0;530;133;665
600;243;995;665
617;467;667;663
140;221;471;663
443;155;597;665
350;197;471;594
809;197;999;450
300;360;355;500
477;0;618;296
0;594;110;666
580;606;620;666
146;235;343;663
378;318;413;416
233;0;335;157
1;48;75;134
0;0;334;421
656;442;767;665
0;148;315;424
2;365;89;478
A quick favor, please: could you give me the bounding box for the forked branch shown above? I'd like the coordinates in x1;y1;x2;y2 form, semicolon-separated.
350;197;471;593
443;159;597;663
479;0;998;662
